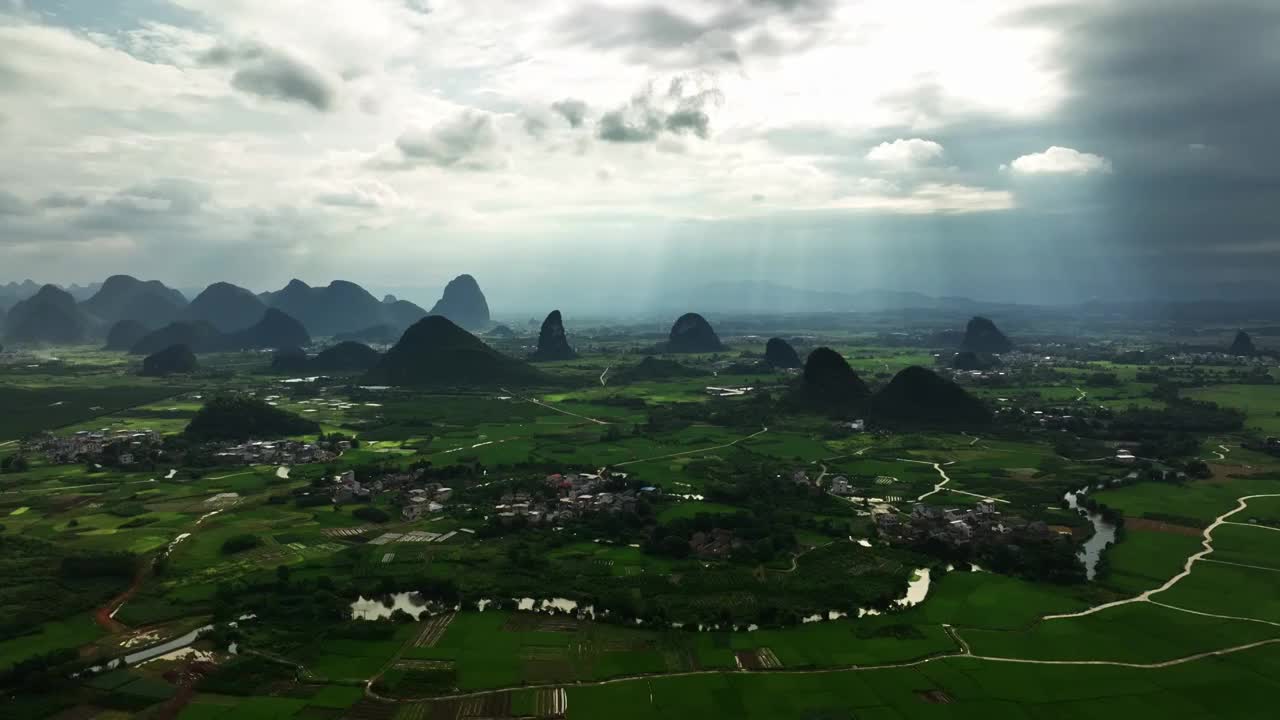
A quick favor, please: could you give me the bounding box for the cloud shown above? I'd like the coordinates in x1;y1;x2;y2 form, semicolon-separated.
315;181;398;209
393;111;502;170
551;99;589;128
598;106;662;143
77;179;210;232
202;42;337;111
865;138;944;170
598;77;722;143
557;0;835;67
35;192;90;209
1006;146;1112;175
0;190;31;215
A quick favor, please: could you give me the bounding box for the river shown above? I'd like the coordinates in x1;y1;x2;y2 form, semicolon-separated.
1065;489;1117;580
354;569;935;628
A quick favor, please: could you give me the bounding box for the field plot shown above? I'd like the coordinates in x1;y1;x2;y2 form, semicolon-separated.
566;642;1280;719
1184;385;1280;434
963;601;1280;663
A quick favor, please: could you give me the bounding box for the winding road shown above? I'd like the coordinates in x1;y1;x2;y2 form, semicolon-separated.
1044;493;1280;620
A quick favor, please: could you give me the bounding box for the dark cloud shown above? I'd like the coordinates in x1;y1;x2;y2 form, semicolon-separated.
202;42;336;111
551;98;589;128
664;108;709;138
35;192;90;209
393;111;502;170
0;190;31;215
558;0;834;67
597;77;721;143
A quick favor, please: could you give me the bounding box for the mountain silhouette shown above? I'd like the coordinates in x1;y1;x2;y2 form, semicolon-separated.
428;274;491;330
364;315;542;386
530;310;577;361
871;366;991;426
81;275;187;328
262;279;427;336
2;285;89;345
1229;330;1256;355
666;313;725;353
794;347;870;411
959;316;1013;354
182;282;267;332
764;337;802;368
140;344;198;377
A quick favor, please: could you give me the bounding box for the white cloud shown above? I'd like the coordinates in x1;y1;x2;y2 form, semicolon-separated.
865;138;944;170
1006;146;1112;175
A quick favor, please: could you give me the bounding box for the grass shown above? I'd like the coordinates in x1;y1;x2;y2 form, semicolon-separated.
1099;530;1203;595
1183;385;1280;434
0;614;104;670
963;601;1280;664
566;642;1280;719
897;571;1089;630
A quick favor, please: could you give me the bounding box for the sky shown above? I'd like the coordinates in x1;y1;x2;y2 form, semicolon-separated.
0;0;1277;310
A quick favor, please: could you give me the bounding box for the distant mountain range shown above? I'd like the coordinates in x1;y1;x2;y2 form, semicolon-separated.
0;274;492;345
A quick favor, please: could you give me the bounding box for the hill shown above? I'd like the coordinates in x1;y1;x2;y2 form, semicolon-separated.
1229;330;1256;355
104;320;149;351
613;356;709;384
428;274;490;330
2;285;90;345
80;275;187;328
334;324;401;345
182;282;266;332
311;341;381;372
140;344;197;377
959;316;1013;354
224;308;310;350
665;313;725;353
530;310;576;361
262;279;427;337
793;347;870;411
270;346;309;373
764;337;802;368
184;395;320;441
951;351;1000;371
364;315;543;386
871;366;991;426
131;309;308;354
130;321;222;355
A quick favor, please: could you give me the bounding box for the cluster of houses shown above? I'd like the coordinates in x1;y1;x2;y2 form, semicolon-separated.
211;439;340;466
875;502;1057;547
689;528;740;558
24;429;162;465
487;473;654;526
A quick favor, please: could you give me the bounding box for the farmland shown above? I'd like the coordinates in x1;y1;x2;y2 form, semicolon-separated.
2;324;1280;720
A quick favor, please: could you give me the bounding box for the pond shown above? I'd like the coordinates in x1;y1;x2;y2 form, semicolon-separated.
1065;488;1117;580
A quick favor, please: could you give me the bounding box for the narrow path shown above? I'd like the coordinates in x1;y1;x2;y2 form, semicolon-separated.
358;636;1280;704
1201;558;1280;573
1224;521;1280;533
902;459;954;502
93;563;150;632
614;427;769;468
1149;600;1280;629
945;488;1011;504
1044;493;1280;620
502;387;609;425
599;365;612;388
1;477;157;495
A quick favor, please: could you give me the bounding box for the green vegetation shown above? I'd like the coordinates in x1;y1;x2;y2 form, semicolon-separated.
2;318;1280;717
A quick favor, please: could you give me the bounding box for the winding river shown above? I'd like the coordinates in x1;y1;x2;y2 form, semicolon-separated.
1065;489;1118;580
